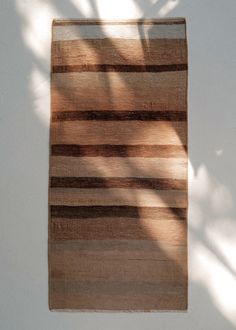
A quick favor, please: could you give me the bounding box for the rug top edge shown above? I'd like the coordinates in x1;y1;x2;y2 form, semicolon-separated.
52;18;186;26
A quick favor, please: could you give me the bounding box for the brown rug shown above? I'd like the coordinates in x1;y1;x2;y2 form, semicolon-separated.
49;18;188;311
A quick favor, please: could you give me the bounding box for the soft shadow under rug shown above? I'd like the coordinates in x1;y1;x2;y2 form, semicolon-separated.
49;18;188;311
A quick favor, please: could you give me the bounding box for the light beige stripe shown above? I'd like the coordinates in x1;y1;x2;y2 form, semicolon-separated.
49;188;187;207
51;121;186;145
53;24;186;41
50;156;187;179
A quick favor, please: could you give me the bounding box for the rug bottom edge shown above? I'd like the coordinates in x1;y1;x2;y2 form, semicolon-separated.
49;308;188;313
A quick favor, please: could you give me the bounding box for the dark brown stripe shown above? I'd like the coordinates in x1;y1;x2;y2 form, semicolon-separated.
51;144;187;158
50;205;187;219
50;177;186;190
52;111;187;122
52;64;188;73
53;19;186;26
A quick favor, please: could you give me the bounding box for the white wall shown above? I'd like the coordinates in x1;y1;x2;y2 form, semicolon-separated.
1;0;236;329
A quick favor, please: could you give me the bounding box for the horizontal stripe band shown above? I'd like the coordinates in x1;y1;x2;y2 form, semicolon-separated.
49;188;187;207
52;111;187;122
50;244;186;281
52;71;187;112
51;121;186;145
50;177;187;190
52;39;187;68
51;279;186;295
50;205;187;219
51;144;187;158
49;240;187;256
52;64;188;73
53;24;186;41
53;19;186;26
50;218;186;243
50;156;186;179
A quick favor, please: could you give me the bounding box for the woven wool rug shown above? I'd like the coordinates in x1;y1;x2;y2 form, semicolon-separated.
49;18;188;311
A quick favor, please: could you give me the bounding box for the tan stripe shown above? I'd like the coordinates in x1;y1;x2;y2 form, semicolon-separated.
49;239;187;310
50;251;186;282
49;188;187;207
51;279;186;294
51;71;187;112
50;291;187;311
52;39;187;67
52;89;186;112
50;121;186;145
49;240;187;279
50;217;186;243
50;156;187;179
52;71;186;89
49;240;187;263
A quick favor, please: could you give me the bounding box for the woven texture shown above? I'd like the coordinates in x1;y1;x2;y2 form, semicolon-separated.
49;18;188;311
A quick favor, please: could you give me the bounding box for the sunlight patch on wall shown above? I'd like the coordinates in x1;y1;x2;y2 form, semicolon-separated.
191;243;236;324
189;163;211;201
206;223;236;274
215;148;223;156
158;0;179;17
70;0;94;17
30;66;50;125
211;184;233;214
15;0;59;60
92;0;142;19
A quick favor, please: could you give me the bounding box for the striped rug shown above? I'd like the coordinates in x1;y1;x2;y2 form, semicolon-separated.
49;18;188;311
